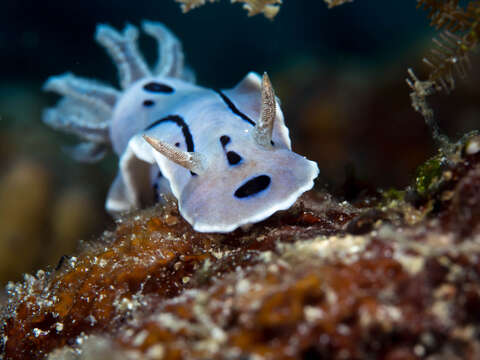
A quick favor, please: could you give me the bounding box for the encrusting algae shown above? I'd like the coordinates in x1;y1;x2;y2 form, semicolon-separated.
3;134;480;359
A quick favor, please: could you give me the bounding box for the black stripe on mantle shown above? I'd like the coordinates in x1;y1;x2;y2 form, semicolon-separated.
215;90;256;126
145;115;195;152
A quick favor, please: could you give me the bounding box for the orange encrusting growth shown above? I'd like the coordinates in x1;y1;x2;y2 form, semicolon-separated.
4;140;480;359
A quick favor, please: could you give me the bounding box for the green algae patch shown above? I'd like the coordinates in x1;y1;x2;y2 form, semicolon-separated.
382;188;405;202
415;156;444;197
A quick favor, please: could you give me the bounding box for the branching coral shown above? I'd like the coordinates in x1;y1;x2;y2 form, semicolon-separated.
175;0;354;18
415;0;479;91
175;0;282;19
323;0;354;9
407;0;480;145
176;0;212;12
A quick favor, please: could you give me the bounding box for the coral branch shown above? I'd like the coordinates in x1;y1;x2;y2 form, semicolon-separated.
406;68;450;146
175;0;282;19
323;0;354;9
413;0;480;92
407;0;480;145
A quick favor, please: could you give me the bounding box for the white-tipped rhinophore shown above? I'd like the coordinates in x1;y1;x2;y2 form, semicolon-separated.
143;135;205;174
253;72;276;148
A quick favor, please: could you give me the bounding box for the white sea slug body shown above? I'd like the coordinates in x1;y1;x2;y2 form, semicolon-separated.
44;21;319;233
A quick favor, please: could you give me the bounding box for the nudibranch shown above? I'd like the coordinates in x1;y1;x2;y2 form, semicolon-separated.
43;21;319;233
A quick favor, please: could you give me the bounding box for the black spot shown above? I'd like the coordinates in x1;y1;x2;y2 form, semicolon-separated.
271;140;275;146
220;135;231;147
143;100;155;107
234;175;271;198
143;82;174;93
175;142;180;147
227;151;242;165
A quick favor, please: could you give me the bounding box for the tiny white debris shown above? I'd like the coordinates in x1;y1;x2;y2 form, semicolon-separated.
250;354;265;360
55;322;64;332
211;251;224;260
394;252;425;275
154;313;188;332
33;328;49;337
146;344;165;359
337;324;350;335
290;235;367;264
36;269;46;279
466;138;480;155
115;296;140;312
414;344;426;357
6;281;14;291
235;279;251;294
87;314;97;326
211;327;227;342
260;251;273;262
420;332;435;346
304;306;324;323
325;287;338;305
268;263;279;273
69;257;78;267
132;330;149;347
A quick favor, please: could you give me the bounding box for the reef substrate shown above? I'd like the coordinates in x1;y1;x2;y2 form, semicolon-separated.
3;136;480;360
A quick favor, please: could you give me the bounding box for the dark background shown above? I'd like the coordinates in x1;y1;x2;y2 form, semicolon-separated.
0;0;429;86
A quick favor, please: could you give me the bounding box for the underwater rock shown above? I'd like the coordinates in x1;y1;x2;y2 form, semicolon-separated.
3;135;480;359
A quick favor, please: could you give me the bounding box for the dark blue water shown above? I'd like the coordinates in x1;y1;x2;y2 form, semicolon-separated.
0;0;430;88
